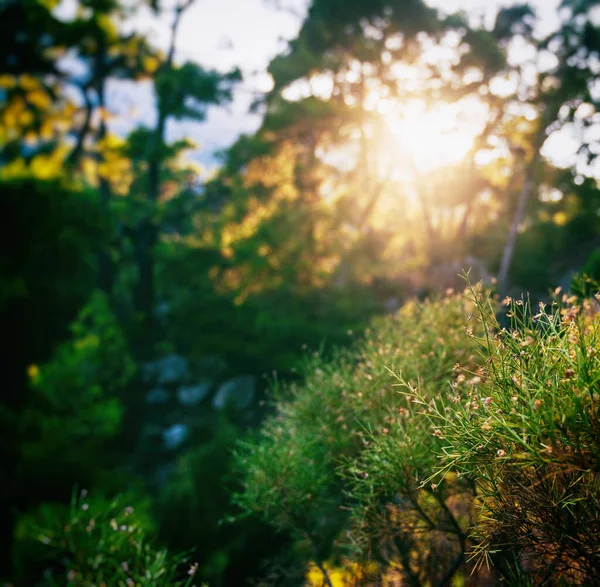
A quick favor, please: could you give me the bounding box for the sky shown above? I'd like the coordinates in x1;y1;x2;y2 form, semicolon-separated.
76;0;308;166
56;0;563;168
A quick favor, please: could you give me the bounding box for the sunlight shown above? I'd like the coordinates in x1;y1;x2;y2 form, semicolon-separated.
281;71;490;177
376;96;486;174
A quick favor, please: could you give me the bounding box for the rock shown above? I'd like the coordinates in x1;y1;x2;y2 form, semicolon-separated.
163;424;189;450
177;381;211;406
146;387;170;405
212;376;255;410
142;354;188;385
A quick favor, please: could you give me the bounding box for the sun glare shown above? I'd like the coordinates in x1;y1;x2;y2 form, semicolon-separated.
283;73;490;185
376;97;486;174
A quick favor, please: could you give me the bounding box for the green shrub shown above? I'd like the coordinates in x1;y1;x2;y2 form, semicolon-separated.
423;283;600;582
235;290;489;585
156;415;283;587
19;291;135;496
236;281;600;584
12;489;200;586
572;249;600;297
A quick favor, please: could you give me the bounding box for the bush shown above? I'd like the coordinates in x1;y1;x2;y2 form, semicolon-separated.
156;415;286;587
236;281;600;584
423;283;600;582
235;290;490;585
582;249;600;281
12;489;200;586
19;291;135;498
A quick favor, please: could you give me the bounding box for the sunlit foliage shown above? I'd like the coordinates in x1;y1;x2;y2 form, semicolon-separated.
237;280;600;583
235;291;488;584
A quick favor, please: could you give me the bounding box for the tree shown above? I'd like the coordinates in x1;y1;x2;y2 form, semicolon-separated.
64;0;159;293
229;0;519;297
124;0;240;349
495;1;600;295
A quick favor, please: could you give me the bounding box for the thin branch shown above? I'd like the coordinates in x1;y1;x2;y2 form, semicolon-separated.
497;168;534;297
392;535;423;587
307;532;334;587
66;85;93;166
430;490;468;587
167;0;195;66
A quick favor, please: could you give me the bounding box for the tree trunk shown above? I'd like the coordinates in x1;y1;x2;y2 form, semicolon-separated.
135;112;164;339
97;75;115;294
66;88;93;166
134;0;192;340
498;173;534;297
134;221;156;326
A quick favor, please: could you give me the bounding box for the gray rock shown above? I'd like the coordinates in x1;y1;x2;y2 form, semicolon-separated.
177;381;211;406
146;387;170;405
163;424;189;450
212;376;255;410
143;354;188;385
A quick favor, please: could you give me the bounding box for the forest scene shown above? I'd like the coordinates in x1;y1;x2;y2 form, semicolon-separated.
2;0;600;584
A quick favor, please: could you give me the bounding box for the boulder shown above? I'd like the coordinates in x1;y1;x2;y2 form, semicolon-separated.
142;354;188;385
162;423;189;450
212;375;255;410
146;387;170;405
177;381;211;406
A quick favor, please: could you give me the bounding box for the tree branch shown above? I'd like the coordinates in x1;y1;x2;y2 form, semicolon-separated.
66;85;94;166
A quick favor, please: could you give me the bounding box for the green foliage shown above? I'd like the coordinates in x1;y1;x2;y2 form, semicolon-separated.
13;489;199;586
0;178;106;574
159;241;382;381
237;280;600;583
235;291;486;584
155;64;241;121
423;282;600;582
268;0;441;90
155;415;285;586
4;0;600;584
581;248;600;280
157;418;240;580
0;179;104;335
492;4;537;42
20;291;134;495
